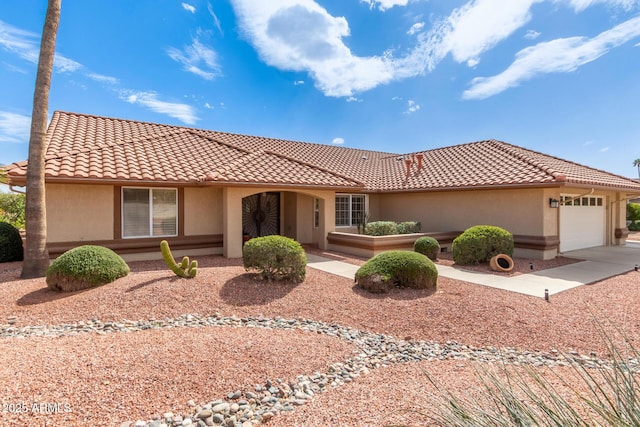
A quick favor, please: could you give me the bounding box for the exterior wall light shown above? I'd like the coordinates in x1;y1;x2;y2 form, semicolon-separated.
549;198;560;208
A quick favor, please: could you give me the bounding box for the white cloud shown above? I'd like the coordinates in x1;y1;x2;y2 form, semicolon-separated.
182;3;196;13
229;0;397;96
0;19;81;73
463;15;640;99
405;99;421;113
167;38;221;80
361;0;410;11
524;29;541;40
599;146;610;152
120;91;199;124
86;72;119;85
561;0;640;12
332;137;345;144
294;80;305;85
228;0;640;99
0;112;31;144
207;3;224;35
422;0;539;69
407;22;425;35
204;102;214;109
346;96;362;102
467;58;480;67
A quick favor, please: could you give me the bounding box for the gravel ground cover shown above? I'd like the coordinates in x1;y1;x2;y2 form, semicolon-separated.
1;250;639;426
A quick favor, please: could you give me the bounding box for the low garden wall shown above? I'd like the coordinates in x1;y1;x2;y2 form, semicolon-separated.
327;231;461;258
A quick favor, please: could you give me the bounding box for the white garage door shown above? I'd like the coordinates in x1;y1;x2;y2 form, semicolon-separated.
559;195;605;252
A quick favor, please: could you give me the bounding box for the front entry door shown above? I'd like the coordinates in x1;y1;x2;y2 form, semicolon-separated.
242;192;280;238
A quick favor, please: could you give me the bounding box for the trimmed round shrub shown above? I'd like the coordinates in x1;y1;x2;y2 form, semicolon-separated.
243;235;306;283
46;245;130;292
0;221;23;263
414;236;440;261
452;225;514;265
364;221;399;236
355;250;438;294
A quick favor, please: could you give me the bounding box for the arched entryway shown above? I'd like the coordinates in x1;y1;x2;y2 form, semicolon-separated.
242;192;280;238
223;187;336;258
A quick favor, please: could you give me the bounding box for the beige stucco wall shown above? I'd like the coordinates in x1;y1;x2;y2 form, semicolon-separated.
46;183;114;242
184;187;223;236
373;188;548;236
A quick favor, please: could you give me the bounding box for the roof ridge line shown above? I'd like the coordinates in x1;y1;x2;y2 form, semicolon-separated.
261;148;366;187
203;150;264;181
494;139;640;186
192;129;365;187
488;140;566;181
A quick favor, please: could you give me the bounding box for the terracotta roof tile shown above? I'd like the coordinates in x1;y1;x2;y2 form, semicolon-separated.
6;111;640;194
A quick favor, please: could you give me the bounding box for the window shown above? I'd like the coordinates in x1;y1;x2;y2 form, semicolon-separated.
335;194;366;227
560;194;604;208
313;198;320;228
122;188;177;238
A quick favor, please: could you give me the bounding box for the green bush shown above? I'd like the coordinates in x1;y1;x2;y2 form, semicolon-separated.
364;221;399;236
452;225;514;265
0;193;25;229
242;235;306;282
396;221;422;234
355;250;438;293
629;222;640;231
628;203;640;225
414;236;440;261
46;245;130;292
0;221;23;263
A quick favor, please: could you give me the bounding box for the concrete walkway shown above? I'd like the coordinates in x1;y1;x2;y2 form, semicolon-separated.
306;244;640;298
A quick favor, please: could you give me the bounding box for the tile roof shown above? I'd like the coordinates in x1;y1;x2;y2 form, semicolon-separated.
6;111;640;193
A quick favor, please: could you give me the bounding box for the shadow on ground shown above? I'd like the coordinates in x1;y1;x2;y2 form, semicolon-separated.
17;285;92;306
220;273;299;306
351;283;437;301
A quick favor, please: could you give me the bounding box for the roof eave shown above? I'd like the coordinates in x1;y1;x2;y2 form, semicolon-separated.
9;176;364;191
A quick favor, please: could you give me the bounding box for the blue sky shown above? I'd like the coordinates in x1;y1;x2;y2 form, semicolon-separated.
1;0;640;179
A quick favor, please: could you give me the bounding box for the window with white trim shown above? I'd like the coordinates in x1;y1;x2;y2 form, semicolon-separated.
122;188;177;238
560;195;603;207
335;194;366;227
313;198;320;228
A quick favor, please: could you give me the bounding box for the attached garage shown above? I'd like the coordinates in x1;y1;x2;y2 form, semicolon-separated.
559;195;605;252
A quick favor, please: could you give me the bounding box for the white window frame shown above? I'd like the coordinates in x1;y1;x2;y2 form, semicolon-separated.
335;194;367;227
122;187;178;238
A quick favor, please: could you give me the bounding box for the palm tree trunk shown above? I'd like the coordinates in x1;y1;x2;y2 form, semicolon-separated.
21;0;61;278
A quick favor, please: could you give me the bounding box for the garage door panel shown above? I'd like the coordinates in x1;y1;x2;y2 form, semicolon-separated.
559;205;604;252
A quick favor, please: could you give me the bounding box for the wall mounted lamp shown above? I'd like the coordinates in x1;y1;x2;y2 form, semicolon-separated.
549;198;560;209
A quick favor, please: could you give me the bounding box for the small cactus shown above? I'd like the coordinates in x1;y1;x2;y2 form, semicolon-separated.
160;240;197;278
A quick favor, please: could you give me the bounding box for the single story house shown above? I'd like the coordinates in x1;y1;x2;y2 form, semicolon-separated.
6;111;640;261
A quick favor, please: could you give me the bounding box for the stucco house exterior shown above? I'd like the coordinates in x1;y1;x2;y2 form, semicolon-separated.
6;111;640;261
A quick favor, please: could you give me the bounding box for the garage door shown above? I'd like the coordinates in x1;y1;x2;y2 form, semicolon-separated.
559;195;605;252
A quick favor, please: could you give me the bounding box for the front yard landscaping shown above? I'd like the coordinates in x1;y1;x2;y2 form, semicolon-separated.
1;251;639;426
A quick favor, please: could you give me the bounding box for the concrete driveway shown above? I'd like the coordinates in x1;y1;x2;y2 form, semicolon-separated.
307;243;640;299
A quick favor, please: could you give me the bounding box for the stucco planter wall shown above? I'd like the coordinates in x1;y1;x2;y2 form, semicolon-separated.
327;231;460;258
